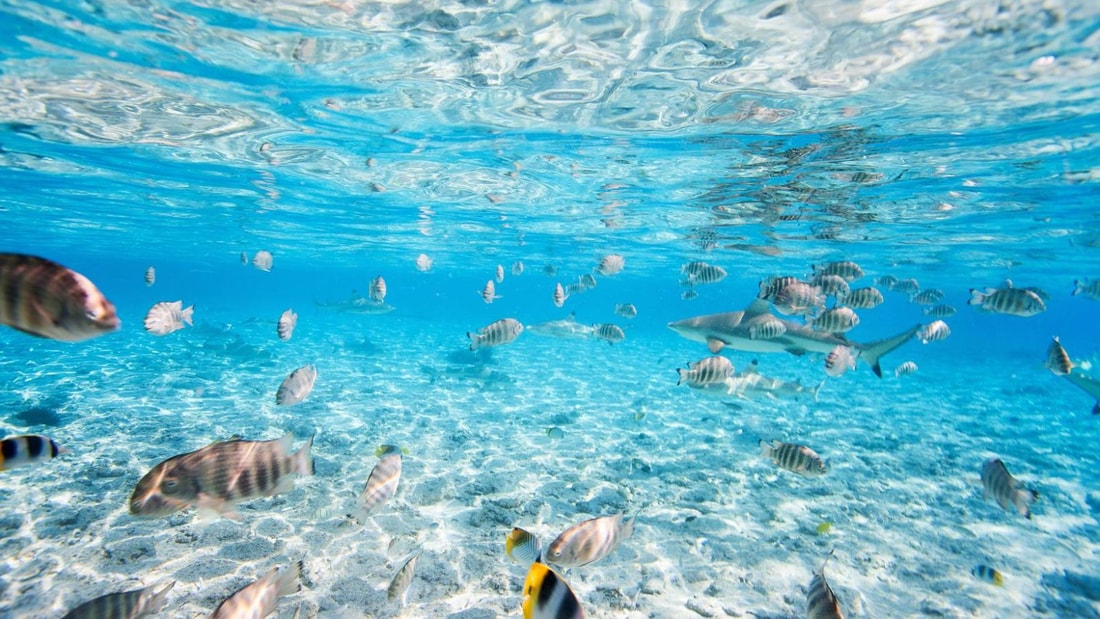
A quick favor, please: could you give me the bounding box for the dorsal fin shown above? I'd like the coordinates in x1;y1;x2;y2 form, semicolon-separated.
743;297;772;318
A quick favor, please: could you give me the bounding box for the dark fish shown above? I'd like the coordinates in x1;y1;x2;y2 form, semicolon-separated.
62;582;174;619
0;253;119;341
387;550;421;605
1;434;63;471
1044;337;1073;375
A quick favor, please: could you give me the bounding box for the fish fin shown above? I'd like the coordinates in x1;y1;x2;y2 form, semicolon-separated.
292;434;316;476
277;561;304;597
742;297;772;318
275;432;296;454
1093;402;1100;415
758;439;773;457
195;495;232;520
967;289;986;305
181;305;195;326
811;380;825;402
466;332;480;351
857;324;921;378
706;338;725;353
148;581;176;610
676;368;685;386
1004;279;1013;288
785;347;806;356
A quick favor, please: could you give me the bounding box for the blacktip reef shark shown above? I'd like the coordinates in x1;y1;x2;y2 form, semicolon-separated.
1063;372;1100;415
667;297;920;377
526;313;596;339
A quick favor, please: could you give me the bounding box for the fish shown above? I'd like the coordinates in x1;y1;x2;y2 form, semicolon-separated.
468;318;524;350
876;274;899;290
315;296;396;314
144;266;156;287
812;274;849;299
553;282;567;308
893;278;920;295
748;316;787;340
277;309;298;342
143;301;194;336
813;260;864;282
592;323;626;345
506;527;542;565
812;307;860;334
722;361;823;401
496;264;505;284
825;345;857;377
355;450;402;522
130;433;314;519
1073;279;1100;300
210;561;302;619
806;556;844;619
909;288;945;305
759;439;827;476
843;286;883;309
522;562;585;619
614;303;638;319
276;365;317;406
681;261;726;285
772;281;826;316
918;320;951;344
369;276;387;303
240;252;249;265
681;288;698;300
0;253;120;341
980;457;1038;519
251;250;273;272
1022;286;1050;301
545;513;635;568
668;297;920;377
758;276;802;301
596;254;625;276
1062;370;1100;415
969;281;1046;317
481;280;501;304
922;304;957;318
575;274;595;290
387;550;421;605
971;564;1004;586
415;254;433;272
511;261;525;276
546;427;565;439
542;264;558;277
676;355;734;387
526;314;595;340
0;434;63;472
894;361;918;377
62;582;175;619
815;522;833;535
1045;337;1073;376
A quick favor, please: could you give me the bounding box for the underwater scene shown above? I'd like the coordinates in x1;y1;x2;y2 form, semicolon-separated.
2;0;1100;617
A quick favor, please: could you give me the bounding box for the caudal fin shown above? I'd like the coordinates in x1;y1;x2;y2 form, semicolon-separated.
181;305;195;326
292;434;315;476
858;324;921;378
467;332;480;351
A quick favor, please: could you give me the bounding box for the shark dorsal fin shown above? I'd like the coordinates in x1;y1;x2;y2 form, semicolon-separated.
743;297;772;318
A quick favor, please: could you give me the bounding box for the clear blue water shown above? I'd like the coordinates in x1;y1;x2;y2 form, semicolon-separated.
2;1;1100;617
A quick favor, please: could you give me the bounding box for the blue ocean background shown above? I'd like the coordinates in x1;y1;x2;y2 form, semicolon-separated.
2;0;1100;617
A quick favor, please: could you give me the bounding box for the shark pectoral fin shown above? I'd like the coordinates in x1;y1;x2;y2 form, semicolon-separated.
785;347;807;356
1093;402;1099;415
706;338;726;353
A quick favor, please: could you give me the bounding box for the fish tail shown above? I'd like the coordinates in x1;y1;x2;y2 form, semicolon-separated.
181;305;195;326
968;288;986;305
675;368;685;386
293;434;315;476
1016;488;1039;519
467;332;480;350
1073;280;1082;295
277;561;304;597
858;323;921;378
758;439;773;458
811;380;825;402
149;581;176;611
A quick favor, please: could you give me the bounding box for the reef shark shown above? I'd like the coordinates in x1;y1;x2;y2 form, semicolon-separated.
1062;372;1100;415
526;313;596;339
667;297;920;378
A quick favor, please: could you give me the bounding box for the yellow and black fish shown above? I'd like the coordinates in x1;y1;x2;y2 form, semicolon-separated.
522;562;585;619
0;434;63;471
0;253;119;341
506;527;542;565
971;564;1004;586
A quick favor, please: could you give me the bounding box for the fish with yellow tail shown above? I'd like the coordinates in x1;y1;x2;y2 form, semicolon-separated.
545;512;635;569
980;457;1038;519
468;318;523;350
971;564;1004;586
0;434;64;472
0;253;119;341
523;561;585;619
354;445;402;522
806;554;844;619
760;439;827;476
129;433;314;520
506;527;542;565
209;561;302;619
62;581;175;619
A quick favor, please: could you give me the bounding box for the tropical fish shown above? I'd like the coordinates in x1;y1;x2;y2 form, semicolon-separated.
681;288;698;300
553;283;567;308
276;365;317;406
210;562;302;619
922;304;957;318
526;314;595;340
772;281;826;316
506;527;542;565
144;266;156;287
0;253;119;341
812;260;864;282
825;345;857;377
580;274;598;290
143;301;194;336
415;254;433;272
495;264;505;284
545;513;635;568
759;439;826;476
980;457;1038;519
668;297;919;377
355;449;402;522
676;355;734;387
806;556;844;619
467;318;523;350
843;287;883;309
592;323;626;345
277;309;298;342
894;361;918;377
971;564;1004;586
596;254;625;276
909;288;945;305
240;252;249;265
62;582;175;619
812;307;860;334
681;261;726;286
758;276;802;301
969;281;1046;317
522;562;585;619
748;316;787;340
893;278;920;295
252;250;273;272
481;280;500;304
876;274;899;290
546;427;565;439
1073;278;1100;300
815;522;833;535
0;434;63;472
614;303;638;319
1044;337;1073;376
811;274;850;299
918;320;951;344
387;550;421;605
369;276;387;303
511;261;525;276
129;433;314;519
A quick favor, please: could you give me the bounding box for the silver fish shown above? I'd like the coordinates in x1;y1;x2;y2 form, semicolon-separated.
0;253;119;341
1045;337;1073;376
511;261;525;276
62;582;175;619
387;550;421;605
545;513;635;568
210;562;302;619
918;320;951;344
980;458;1037;519
842;286;883;309
772;282;825;316
593;323;625;345
969;282;1046;317
681;261;726;286
252;250;273;272
759;439;826;476
596;254;625;276
526;314;595;340
144;266;156;287
614;303;638;319
495;264;505;284
812;260;864;282
481;280;500;304
415;254;433;272
875;274;899;290
894;361;918;377
758;275;802;301
355;451;402;522
144;301;194;336
677;355;734;387
1073;278;1100;300
806;557;844;619
277;309;298;342
748;316;787;340
0;434;63;472
893;278;920;295
276;365;317;406
579;273;597;289
909;288;945;305
812;307;860;334
812;274;849;299
505;527;542;565
922;304;957;318
825;345;857;377
369;276;387;303
468;318;523;350
549;282;565;309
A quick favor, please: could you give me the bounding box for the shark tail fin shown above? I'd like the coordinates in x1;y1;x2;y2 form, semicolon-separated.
858;324;921;378
811;380;825;402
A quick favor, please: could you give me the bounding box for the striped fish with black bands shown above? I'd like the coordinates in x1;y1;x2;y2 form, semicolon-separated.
0;253;119;341
62;582;174;619
759;439;827;476
1;434;63;471
522;562;585;619
980;458;1038;519
677;355;733;387
806;557;844;619
468;318;523;350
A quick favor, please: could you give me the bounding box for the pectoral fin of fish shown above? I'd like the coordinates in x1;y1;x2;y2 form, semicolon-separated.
706;338;725;353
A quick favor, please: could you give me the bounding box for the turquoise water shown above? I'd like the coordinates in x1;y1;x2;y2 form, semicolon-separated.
3;1;1100;617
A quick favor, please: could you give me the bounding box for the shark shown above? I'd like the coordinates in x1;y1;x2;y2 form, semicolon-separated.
526;313;596;340
1062;371;1100;415
667;297;920;378
315;296;395;315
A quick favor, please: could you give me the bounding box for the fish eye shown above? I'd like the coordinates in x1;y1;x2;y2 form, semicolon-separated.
161;478;180;493
85;309;99;320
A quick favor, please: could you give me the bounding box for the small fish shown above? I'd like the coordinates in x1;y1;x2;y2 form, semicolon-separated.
815;522;833;535
1073;278;1100;300
522;562;585;619
893;278;920;295
240;252;249;265
910;288;945;305
969;282;1046;317
387;550;421;605
812;307;860;334
677;355;734;387
415;254;433;272
511;261;525;276
495;264;505;284
468;318;523;350
681;261;726;286
980;457;1038;519
592;323;626;345
812;274;850;299
596;254;625;277
546;427;565;439
748;316;787;340
277;309;298;342
919;320;951;344
542;264;558;277
0;253;120;341
369;276;387;304
564;282;586;297
971;564;1004;587
922;304;957;318
894;361;918;377
62;581;175;619
759;439;827;476
481;280;501;304
129;433;314;519
0;434;63;472
355;451;402;521
506;527;542;565
545;513;635;568
1045;337;1073;376
144;266;156;287
579;273;598;289
143;301;194;336
843;286;883;309
681;288;698;300
276;365;317;406
375;444;408;457
772;282;825;316
876;274;899;290
252;250;274;272
758;276;802;301
614;303;638;319
210;562;302;619
813;260;864;282
806;556;844;619
825;345;857;378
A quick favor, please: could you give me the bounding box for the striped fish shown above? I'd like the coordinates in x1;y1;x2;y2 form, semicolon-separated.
592;323;625;345
596;254;625;277
842;287;883;309
918;320;951;344
468;318;523;350
894;361;918;377
922;304;957;318
677;356;734;387
355;450;402;522
772;282;825;316
614;303;637;319
812;260;864;282
758;276;802;301
129;433;314;519
971;564;1004;586
579;274;597;289
759;439;826;476
143;301;194;336
496;264;505;284
251;250;273;272
480;280;500;304
62;582;174;619
277;309;298;342
876;274;899;291
681;261;727;286
806;558;844;619
1073;279;1100;300
0;253;119;341
748;316;786;340
909;288;944;305
0;434;63;472
893;278;920;295
811;307;859;334
144;266;156;287
1044;337;1073;375
812;274;850;299
369;276;387;303
981;458;1038;519
210;562;301;619
545;513;634;569
522;562;585;619
565;282;586;297
387;550;421;605
969;282;1046;317
276;365;317;406
506;527;542;565
511;261;525;276
553;283;566;308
